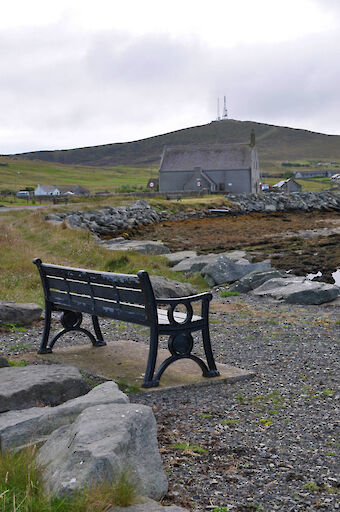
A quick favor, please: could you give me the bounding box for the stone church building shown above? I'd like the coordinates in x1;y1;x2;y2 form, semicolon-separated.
158;131;260;194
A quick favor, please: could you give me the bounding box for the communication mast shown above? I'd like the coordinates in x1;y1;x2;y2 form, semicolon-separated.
214;95;228;122
217;98;221;121
222;95;228;120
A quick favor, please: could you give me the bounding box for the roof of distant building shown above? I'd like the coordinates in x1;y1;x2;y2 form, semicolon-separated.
159;143;254;172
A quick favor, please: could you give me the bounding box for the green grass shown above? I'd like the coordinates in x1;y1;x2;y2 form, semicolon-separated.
0;205;207;304
220;291;240;297
0;156;152;195
0;446;137;511
171;442;208;454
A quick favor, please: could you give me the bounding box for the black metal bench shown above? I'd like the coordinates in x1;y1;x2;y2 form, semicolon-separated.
33;259;220;388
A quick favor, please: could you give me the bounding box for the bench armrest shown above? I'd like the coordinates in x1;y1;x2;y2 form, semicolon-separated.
156;292;212;325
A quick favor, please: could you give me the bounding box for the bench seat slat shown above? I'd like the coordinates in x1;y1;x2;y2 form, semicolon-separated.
157;308;202;325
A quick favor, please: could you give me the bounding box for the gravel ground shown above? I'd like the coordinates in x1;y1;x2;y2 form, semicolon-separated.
1;292;339;512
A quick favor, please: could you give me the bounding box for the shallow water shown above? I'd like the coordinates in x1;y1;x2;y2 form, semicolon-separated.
307;269;340;286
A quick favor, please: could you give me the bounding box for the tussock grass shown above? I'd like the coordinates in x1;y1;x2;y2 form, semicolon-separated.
0;447;137;511
0;207;205;304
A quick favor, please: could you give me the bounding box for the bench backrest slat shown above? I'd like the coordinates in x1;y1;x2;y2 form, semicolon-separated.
47;292;147;325
46;277;145;305
43;264;141;289
34;260;157;325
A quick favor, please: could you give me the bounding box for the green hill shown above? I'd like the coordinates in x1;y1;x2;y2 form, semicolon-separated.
13;119;340;168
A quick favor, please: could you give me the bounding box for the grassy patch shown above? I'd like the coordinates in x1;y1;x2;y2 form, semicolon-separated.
171;442;208;455
220;419;241;426
0;323;26;333
220;291;240;297
116;380;140;395
0;446;137;511
199;412;213;419
9;360;28;367
0;207;206;303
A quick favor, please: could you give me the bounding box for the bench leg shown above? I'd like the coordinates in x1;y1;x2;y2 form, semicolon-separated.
142;325;160;388
92;316;106;347
38;304;53;354
202;324;220;377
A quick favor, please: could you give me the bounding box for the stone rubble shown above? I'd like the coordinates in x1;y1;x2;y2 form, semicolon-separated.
226;190;340;213
45;199;167;238
0;367;169;504
45;192;340;240
0;381;128;452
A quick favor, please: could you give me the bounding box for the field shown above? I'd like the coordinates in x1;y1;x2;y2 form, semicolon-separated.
0;156;154;195
0;154;335;202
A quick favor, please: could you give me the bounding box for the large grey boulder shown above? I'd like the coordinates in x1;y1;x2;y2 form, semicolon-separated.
36;403;168;500
253;277;339;304
150;276;197;298
0;365;89;413
100;238;170;255
0;381;129;452
228;269;287;293
0;301;42;325
0;356;10;368
203;256;271;286
172;254;217;273
164;250;198;266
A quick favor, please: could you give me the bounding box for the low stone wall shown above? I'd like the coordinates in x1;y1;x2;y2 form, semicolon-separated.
226;191;340;213
45;192;340;239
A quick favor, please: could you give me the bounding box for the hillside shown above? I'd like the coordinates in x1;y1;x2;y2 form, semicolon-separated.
14;119;340;167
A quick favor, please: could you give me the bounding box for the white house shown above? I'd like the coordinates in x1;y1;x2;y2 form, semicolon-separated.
34;185;60;196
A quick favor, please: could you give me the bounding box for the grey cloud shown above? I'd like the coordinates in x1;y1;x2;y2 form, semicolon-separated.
1;20;340;153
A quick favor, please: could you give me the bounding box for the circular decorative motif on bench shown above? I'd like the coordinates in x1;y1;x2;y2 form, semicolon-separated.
167;302;193;325
60;311;83;329
168;333;194;356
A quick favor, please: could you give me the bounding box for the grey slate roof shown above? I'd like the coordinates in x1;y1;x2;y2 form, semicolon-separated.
58;185;90;194
159;144;253;172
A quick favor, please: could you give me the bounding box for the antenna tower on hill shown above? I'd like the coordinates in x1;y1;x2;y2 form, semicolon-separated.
222;95;228;120
215;95;228;121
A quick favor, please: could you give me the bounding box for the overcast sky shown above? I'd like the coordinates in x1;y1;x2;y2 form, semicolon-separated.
1;0;340;154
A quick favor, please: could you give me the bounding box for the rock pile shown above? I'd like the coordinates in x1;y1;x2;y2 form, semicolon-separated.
45;200;167;237
168;251;340;304
46;193;340;239
0;364;174;506
227;191;340;213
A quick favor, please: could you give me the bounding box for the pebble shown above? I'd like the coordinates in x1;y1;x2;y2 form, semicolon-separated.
1;292;339;511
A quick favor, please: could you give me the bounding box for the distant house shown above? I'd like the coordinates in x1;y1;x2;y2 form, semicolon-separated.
34;184;90;196
34;185;60;196
57;185;90;196
272;178;301;193
294;170;334;178
158;131;260;194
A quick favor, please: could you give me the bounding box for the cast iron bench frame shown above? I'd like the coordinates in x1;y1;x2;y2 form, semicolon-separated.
33;258;220;388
